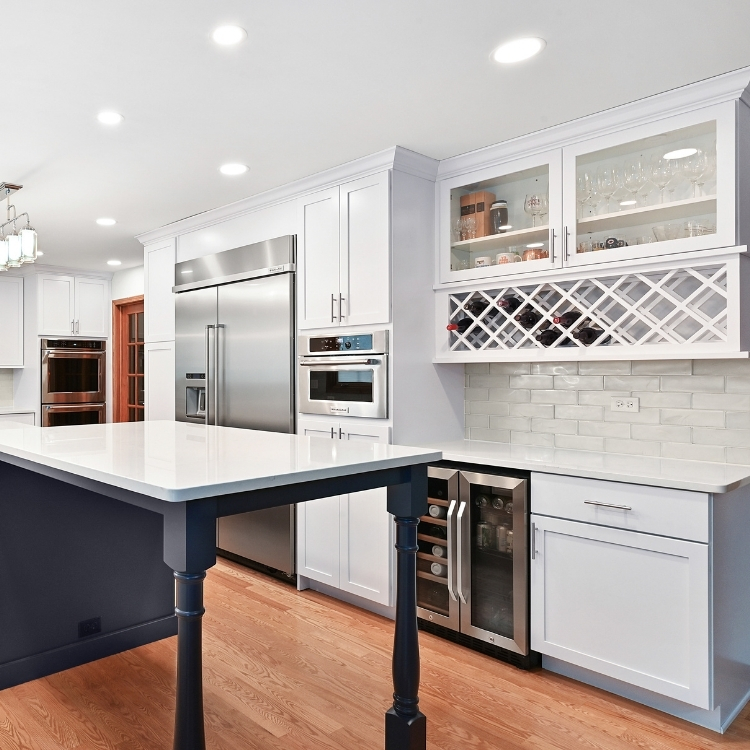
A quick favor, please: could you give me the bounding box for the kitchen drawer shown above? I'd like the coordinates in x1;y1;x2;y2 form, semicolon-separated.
531;473;709;543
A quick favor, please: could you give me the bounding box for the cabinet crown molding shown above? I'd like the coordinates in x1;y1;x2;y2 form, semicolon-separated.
437;66;750;180
136;146;438;246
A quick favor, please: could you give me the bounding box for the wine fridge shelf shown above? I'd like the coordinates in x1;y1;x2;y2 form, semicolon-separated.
417;551;448;565
417;570;449;585
418;533;447;545
421;516;447;526
436;250;747;362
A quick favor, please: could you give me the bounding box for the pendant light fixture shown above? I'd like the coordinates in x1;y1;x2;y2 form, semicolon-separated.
0;183;38;270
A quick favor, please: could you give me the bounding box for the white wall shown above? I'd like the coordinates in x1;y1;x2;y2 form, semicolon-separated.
112;265;144;300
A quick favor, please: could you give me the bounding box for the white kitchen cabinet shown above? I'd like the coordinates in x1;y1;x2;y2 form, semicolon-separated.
144;341;175;421
144;238;176;343
38;273;108;338
297;171;390;330
297;417;393;605
530;515;710;709
0;276;23;367
0;412;34;425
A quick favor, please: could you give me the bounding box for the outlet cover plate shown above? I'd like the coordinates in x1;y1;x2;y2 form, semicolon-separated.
611;397;640;413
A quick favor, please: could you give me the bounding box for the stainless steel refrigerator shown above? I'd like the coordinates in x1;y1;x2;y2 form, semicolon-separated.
174;236;296;575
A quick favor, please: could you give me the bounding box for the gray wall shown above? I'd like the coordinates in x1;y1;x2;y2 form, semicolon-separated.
0;372;13;407
465;359;750;464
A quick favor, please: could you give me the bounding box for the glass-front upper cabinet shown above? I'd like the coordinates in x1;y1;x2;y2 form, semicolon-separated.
563;101;736;267
439;150;563;283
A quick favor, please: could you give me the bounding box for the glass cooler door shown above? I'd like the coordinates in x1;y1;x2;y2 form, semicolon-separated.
417;467;460;630
458;470;528;654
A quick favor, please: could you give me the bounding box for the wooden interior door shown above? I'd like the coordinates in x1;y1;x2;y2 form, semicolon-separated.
113;296;145;422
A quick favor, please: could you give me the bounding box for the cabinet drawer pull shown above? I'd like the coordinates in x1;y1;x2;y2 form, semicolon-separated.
331;293;337;323
584;500;632;511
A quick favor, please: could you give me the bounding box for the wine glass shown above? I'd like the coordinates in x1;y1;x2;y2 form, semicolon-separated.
576;172;592;219
524;194;544;227
696;152;716;197
595;166;617;214
681;150;707;198
649;157;674;203
623;157;645;206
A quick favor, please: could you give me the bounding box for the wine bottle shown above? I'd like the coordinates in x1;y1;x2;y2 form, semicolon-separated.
514;307;541;329
446;317;473;334
463;298;490;316
536;328;573;347
552;310;582;328
573;327;612;345
497;295;522;313
428;504;446;519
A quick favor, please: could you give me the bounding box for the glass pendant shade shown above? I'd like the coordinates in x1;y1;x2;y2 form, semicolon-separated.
20;226;37;263
7;231;22;267
0;236;8;271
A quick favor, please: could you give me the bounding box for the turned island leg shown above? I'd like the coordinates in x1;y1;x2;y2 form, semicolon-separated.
386;465;428;750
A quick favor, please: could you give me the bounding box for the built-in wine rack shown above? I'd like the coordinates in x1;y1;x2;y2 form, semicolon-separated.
446;260;730;355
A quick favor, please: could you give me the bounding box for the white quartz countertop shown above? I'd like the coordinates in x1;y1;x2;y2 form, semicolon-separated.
418;439;750;494
0;421;441;502
0;408;35;414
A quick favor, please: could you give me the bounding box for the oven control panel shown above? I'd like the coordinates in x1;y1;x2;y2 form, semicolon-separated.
42;339;105;350
302;330;387;355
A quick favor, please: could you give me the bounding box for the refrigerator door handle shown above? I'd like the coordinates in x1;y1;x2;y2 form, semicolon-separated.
456;500;468;604
204;324;215;426
447;499;458;602
215;324;225;426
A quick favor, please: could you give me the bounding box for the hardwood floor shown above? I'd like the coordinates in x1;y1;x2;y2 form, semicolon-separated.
1;557;749;749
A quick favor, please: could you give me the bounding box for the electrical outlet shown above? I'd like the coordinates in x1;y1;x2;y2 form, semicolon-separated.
611;397;639;413
78;616;101;638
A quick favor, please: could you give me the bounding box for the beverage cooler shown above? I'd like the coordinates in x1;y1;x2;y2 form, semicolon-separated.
417;466;530;658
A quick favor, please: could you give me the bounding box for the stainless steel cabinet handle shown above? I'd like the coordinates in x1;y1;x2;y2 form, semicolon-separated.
531;522;536;560
550;230;555;263
584;500;632;511
204;324;215;426
71;320;74;334
447;499;458;602
339;294;345;321
338;427;343;439
331;293;337;323
564;226;570;260
77;320;80;334
456;501;468;604
330;427;335;438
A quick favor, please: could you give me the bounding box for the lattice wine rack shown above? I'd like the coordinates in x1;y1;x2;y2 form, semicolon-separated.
442;259;736;359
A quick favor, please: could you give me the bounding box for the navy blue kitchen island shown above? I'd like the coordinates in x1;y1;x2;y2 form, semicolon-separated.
0;420;440;750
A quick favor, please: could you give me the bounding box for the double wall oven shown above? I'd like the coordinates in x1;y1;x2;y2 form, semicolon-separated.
41;340;106;426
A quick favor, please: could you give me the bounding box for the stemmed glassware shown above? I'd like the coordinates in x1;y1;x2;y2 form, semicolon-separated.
649;158;674;203
595;166;617;214
577;172;592;219
623;157;646;206
681;150;707;198
696;152;716;197
524;193;544;227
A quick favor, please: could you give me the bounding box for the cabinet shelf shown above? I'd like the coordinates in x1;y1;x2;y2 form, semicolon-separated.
421;516;447;526
418;533;448;545
578;196;717;236
427;497;450;507
417;551;448;564
417;570;449;585
451;225;549;254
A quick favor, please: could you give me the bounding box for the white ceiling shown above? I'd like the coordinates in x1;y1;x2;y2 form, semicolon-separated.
4;1;750;272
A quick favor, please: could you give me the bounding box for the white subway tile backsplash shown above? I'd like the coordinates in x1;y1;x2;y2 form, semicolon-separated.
554;375;603;390
631;360;692;375
0;372;12;407
554;404;604;421
510;375;554;389
578;361;631;375
508;403;555;418
661;375;724;392
555;434;606;452
531;418;577;435
604;376;660;392
661;408;724;427
531;362;578;375
464;359;750;464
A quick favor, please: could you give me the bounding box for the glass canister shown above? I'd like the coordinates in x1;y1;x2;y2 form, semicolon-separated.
476;521;492;549
490;201;509;234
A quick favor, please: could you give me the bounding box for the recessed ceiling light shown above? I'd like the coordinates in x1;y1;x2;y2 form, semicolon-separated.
219;163;248;176
620;200;637;206
663;148;698;160
212;26;247;45
492;37;546;64
107;260;121;266
97;111;124;125
96;218;116;226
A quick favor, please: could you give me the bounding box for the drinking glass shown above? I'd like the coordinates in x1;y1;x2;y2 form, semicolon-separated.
524;194;544;227
595;166;617;214
623;157;645;205
681;150;707;198
696;152;716;197
461;216;476;240
649;158;673;203
577;172;592;219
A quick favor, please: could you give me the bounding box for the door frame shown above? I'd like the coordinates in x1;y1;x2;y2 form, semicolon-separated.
112;295;144;423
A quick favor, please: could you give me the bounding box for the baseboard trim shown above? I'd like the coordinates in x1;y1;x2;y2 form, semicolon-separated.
0;615;177;691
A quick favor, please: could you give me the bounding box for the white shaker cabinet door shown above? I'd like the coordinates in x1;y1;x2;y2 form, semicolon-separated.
0;276;23;367
144;239;176;343
530;514;710;709
296;417;341;586
298;187;341;330
75;277;109;338
39;274;75;337
339;171;390;327
338;421;393;606
144;341;175;421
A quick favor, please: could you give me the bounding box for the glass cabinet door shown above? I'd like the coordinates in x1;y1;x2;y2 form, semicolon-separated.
439;150;563;283
563;101;735;267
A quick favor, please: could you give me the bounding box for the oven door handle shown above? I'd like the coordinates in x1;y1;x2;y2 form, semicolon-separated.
299;358;381;366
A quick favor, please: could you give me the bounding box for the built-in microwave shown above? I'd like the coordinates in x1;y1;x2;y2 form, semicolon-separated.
298;331;388;419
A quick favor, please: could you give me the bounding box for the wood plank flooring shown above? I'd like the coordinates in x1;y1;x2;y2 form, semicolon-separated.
0;557;749;749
